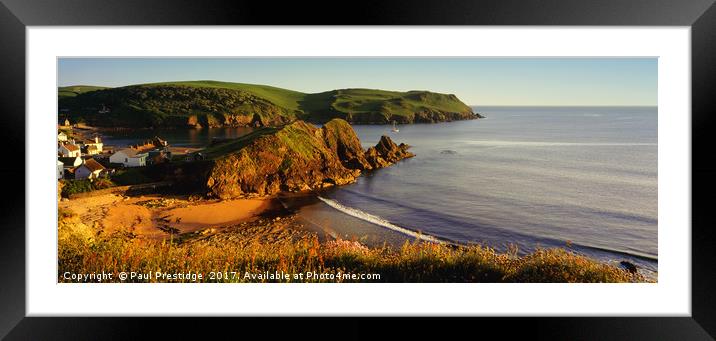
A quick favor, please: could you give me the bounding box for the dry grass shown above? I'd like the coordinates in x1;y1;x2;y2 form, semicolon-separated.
57;212;647;283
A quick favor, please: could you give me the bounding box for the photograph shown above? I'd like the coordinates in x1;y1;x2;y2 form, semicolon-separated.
56;57;658;284
2;0;711;337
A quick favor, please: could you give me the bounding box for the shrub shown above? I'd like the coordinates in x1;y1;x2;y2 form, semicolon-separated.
60;179;93;197
505;248;637;283
58;207;76;220
92;178;115;190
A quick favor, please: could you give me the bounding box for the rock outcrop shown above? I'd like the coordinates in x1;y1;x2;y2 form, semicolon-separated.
364;136;415;169
200;119;413;199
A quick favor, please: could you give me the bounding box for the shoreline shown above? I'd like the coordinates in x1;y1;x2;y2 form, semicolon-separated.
64;116;485;134
58;195;650;283
57;191;654;282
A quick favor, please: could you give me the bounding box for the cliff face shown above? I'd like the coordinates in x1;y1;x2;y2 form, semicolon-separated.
202;119;413;199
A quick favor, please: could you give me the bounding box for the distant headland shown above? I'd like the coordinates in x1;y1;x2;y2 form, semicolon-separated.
58;81;484;128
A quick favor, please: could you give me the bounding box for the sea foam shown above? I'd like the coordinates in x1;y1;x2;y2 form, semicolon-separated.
317;196;444;244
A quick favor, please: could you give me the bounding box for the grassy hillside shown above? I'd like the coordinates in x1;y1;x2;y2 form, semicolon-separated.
201;127;281;159
58;85;109;98
58;83;297;128
303;88;476;123
58;81;480;127
149;80;306;111
199;120;364;198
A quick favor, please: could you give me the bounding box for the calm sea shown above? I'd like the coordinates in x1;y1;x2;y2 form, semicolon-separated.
100;126;254;148
294;106;658;275
102;106;658;274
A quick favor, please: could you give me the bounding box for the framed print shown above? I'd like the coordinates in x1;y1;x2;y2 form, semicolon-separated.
1;0;715;339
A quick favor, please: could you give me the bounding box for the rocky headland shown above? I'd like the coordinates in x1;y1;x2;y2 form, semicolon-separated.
171;118;414;199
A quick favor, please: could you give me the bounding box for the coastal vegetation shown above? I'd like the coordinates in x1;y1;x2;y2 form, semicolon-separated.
60;178;115;197
57;81;482;128
57;208;644;283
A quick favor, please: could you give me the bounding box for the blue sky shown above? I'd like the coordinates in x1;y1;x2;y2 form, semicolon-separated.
58;58;657;106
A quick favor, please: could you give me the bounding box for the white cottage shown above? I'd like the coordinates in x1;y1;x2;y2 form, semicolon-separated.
75;159;106;180
81;136;103;155
58;131;68;142
86;145;100;155
109;149;148;167
57;160;64;179
58;143;81;158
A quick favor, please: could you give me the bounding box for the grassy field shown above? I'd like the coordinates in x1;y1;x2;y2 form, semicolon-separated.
200;126;280;159
320;88;472;120
58;209;646;283
58;85;109;98
149;80;306;112
57;81;476;126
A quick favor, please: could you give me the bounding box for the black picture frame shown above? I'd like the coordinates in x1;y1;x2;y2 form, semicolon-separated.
1;0;714;339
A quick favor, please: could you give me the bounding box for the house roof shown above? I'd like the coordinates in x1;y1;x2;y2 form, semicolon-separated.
57;160;64;166
58;131;67;136
82;159;105;172
61;143;80;152
115;148;148;158
83;139;101;145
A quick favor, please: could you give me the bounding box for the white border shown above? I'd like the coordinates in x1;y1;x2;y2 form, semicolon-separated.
27;27;690;316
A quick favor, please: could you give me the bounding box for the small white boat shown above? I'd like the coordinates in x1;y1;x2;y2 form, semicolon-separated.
391;120;399;133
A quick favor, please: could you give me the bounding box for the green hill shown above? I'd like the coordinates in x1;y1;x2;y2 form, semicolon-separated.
58;85;109;98
57;81;481;127
140;80;304;112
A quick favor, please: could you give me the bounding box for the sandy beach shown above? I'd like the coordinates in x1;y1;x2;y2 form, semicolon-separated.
59;193;276;239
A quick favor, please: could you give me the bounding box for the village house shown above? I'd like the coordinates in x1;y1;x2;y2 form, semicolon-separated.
80;136;103;155
58;156;83;168
85;145;100;155
57;160;64;179
109;148;148;167
58;142;81;158
64;118;71;127
57;131;68;142
74;159;106;180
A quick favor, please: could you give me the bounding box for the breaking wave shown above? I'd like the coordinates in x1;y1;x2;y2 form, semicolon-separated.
317;196;444;244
